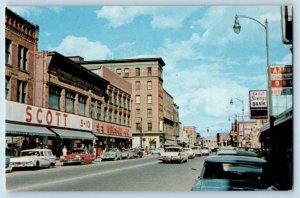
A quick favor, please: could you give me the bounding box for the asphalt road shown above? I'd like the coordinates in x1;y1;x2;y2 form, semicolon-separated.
6;155;206;191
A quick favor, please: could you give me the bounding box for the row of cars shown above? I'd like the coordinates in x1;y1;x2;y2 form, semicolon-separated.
6;147;146;172
191;149;276;191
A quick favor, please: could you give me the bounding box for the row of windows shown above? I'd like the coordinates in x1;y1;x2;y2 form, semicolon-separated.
6;39;29;71
135;108;152;118
108;92;131;110
136;122;152;131
135;95;152;104
116;67;152;77
135;81;152;90
49;86;131;126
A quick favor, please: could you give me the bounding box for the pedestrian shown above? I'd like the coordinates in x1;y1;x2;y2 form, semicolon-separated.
97;147;102;158
62;146;67;156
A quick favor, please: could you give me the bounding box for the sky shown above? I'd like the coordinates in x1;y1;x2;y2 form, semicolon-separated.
6;5;293;137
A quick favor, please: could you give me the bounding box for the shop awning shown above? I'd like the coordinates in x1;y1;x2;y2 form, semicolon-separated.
51;128;95;140
94;133;131;139
6;123;56;137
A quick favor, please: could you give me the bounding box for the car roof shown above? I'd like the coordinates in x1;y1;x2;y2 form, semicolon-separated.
204;155;266;164
165;146;182;149
21;149;52;152
217;150;258;157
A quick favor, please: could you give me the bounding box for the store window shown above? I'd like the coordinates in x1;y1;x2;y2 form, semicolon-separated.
78;95;87;116
17;80;27;104
135;81;141;90
65;90;75;113
18;45;28;71
49;86;61;110
5;39;12;65
136;109;141;117
135;68;140;76
5;76;10;100
136;95;141;104
147;95;152;104
147;81;152;90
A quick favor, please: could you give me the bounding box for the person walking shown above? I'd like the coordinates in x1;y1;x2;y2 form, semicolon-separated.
62;146;67;156
97;147;102;158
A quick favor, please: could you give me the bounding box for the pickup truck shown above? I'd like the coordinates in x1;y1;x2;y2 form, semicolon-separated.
159;146;188;164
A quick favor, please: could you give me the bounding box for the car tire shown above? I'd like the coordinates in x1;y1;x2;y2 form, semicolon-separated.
49;163;55;168
114;156;118;161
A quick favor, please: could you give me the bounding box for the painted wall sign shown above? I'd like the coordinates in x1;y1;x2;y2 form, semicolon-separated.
93;120;131;137
6;101;92;131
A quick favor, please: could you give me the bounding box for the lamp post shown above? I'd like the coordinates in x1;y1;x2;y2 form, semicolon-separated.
233;14;272;117
230;97;244;147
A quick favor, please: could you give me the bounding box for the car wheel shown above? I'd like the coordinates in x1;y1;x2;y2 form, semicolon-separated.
114;156;118;161
81;158;85;165
49;163;55;168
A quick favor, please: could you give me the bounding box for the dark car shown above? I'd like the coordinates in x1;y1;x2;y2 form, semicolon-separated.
130;148;144;158
217;149;258;157
191;155;271;191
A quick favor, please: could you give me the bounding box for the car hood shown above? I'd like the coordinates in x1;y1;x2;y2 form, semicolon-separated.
10;156;35;162
192;179;263;191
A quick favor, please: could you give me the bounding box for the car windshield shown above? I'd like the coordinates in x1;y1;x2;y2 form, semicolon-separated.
165;148;181;152
21;151;40;156
203;162;263;181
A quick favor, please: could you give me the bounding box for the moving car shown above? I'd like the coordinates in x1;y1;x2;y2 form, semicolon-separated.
60;148;95;165
191;155;269;191
159;146;188;163
184;148;195;159
101;148;122;161
192;146;202;157
121;149;135;159
10;149;56;170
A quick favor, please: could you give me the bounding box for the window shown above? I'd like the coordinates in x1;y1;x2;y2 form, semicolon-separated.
97;101;102;120
124;68;129;77
116;68;121;75
18;45;28;71
147;108;152;118
147;95;152;104
5;39;12;65
49;86;61;110
5;76;10;100
114;93;117;105
147;67;152;76
17;80;27;103
128;116;131;126
65;91;75;113
114;111;117;123
123;97;127;109
90;99;96;119
148;122;152;131
136;123;141;131
109;92;113;103
136;95;141;104
119;95;122;107
147;81;152;90
119;113;122;124
135;68;140;76
123;115;126;125
109;111;112;122
136;109;141;117
135;81;141;90
78;95;87;116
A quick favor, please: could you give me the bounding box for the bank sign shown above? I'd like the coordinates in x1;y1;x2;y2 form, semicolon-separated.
6;101;93;131
249;90;268;119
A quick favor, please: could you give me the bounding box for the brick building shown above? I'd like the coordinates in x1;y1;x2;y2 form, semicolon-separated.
182;126;197;148
78;58;168;148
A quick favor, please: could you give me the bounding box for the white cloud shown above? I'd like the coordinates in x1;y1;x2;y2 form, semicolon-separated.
114;42;135;51
95;6;198;29
52;35;112;60
247;56;265;65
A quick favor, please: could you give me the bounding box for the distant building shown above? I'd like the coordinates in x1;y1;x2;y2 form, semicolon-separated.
182;126;197;148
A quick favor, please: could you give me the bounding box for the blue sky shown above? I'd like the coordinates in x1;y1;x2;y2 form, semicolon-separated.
8;5;293;137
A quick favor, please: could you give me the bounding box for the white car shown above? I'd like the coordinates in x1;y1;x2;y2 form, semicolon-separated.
201;147;211;156
159;146;188;163
192;146;202;157
184;148;195;159
10;149;56;170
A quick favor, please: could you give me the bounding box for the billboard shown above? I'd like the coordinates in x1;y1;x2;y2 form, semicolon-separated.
249;90;268;119
270;65;293;95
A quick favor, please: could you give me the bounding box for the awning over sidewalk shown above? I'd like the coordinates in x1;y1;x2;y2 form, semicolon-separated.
94;133;131;139
6;123;56;137
51;128;95;140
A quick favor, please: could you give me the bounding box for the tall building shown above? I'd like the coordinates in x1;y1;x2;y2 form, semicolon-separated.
182;126;197;148
78;58;167;148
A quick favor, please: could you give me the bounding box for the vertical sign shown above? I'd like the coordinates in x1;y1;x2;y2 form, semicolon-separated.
249;90;268;119
270;65;293;95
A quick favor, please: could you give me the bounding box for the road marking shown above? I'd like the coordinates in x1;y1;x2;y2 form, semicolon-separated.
8;160;158;191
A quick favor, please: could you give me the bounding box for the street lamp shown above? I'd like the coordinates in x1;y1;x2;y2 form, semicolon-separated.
233;14;272;117
230;97;244;147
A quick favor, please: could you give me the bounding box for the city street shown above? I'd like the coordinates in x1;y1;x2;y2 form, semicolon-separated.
6;155;206;191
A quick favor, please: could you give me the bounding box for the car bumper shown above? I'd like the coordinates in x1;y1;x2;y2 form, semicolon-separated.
10;162;36;168
60;158;82;164
159;156;182;162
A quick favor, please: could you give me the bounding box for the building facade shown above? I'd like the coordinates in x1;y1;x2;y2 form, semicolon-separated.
78;58;166;149
182;126;197;148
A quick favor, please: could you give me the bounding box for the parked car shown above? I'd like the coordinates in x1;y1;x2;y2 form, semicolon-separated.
159;146;188;163
101;148;122;161
217;149;258;157
6;156;12;173
10;149;56;170
184;148;195;159
121;149;135;159
150;147;164;155
192;147;202;157
191;155;270;191
60;148;95;165
201;147;211;156
130;148;144;158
